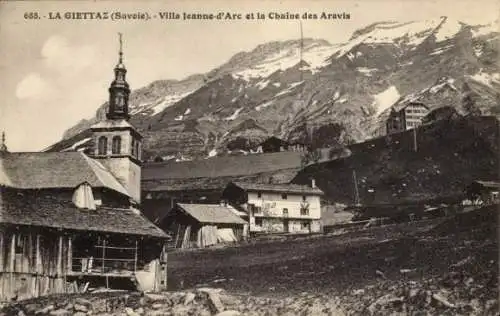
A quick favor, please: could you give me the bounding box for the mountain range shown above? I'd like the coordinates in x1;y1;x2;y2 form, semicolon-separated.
52;17;500;160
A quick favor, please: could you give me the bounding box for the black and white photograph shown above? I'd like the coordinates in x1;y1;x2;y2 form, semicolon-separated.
0;0;498;315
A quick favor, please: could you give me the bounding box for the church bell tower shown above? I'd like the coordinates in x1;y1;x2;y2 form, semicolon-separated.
107;33;130;120
89;33;142;203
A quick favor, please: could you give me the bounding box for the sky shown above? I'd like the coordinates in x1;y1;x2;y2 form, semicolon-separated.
0;0;498;151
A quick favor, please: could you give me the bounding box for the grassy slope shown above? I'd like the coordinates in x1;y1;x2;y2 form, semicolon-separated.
293;116;499;205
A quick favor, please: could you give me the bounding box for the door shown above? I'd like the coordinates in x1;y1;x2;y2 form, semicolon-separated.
283;219;289;233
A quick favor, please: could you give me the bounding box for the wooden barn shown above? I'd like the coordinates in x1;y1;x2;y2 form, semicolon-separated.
158;203;248;249
0;151;169;302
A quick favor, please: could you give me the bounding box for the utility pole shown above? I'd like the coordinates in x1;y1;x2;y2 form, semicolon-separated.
352;169;360;206
413;127;417;152
299;20;304;83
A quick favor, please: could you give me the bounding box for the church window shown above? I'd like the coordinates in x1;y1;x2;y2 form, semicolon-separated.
135;140;140;160
112;136;121;154
131;139;136;157
98;136;108;155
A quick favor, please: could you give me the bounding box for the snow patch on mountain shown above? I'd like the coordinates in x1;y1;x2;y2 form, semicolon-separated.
356;67;378;76
208;148;217;158
275;81;304;97
255;100;274;111
234;42;340;80
256;79;270;90
434;19;462;42
429;78;458;93
374;86;401;115
338;18;464;58
152;92;195;115
224;107;244;121
469;70;500;87
130;90;196;116
430;44;454;55
471;22;499;38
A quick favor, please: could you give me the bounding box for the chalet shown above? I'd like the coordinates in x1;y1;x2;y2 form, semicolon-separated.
157;203;248;249
465;180;500;205
141;151;303;223
386;102;430;134
222;180;324;234
0;35;169;302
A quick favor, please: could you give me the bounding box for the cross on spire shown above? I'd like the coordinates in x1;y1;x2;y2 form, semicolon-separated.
118;32;124;64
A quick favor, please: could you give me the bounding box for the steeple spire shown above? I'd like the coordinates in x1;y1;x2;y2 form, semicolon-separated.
119;33;123;59
106;32;130;120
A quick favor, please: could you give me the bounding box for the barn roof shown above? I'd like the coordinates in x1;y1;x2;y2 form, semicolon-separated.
176;203;247;225
474;180;500;189
393;101;430;113
142;151;303;181
230;181;324;196
0;189;167;238
0;152;130;198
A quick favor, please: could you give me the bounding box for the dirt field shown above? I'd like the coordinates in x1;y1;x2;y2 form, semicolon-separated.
167;206;498;314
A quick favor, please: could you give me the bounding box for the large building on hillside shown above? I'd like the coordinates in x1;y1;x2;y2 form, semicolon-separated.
222;180;324;234
386;102;430;134
0;35;168;302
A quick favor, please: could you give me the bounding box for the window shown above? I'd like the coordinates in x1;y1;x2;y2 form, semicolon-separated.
300;207;309;216
135;141;140;160
283;208;289;216
97;136;107;155
255;218;263;226
112;136;121;154
131;139;136;157
281;193;288;200
257;192;262;198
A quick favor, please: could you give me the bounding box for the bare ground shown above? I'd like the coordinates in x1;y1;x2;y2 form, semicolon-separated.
167;206;498;314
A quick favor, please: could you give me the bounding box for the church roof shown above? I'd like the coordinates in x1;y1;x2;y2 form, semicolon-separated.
0;151;130;197
0;189;167;238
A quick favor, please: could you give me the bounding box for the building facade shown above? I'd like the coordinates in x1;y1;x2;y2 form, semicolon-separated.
222;181;324;234
386;102;430;134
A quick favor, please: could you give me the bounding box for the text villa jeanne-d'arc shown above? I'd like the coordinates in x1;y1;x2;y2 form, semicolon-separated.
25;11;351;21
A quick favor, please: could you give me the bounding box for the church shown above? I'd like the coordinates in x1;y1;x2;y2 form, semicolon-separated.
0;35;169;302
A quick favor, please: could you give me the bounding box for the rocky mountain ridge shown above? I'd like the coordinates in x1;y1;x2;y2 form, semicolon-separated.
55;17;500;160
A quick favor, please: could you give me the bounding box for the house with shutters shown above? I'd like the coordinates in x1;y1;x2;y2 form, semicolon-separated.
0;35;169;302
222;180;324;234
386;102;430;134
